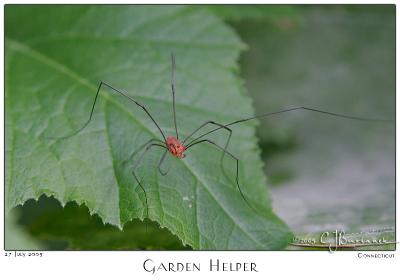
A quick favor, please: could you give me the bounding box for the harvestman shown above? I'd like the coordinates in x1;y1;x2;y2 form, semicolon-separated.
54;53;392;221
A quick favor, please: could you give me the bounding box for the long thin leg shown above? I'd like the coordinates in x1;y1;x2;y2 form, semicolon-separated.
50;81;167;143
184;121;233;167
183;121;231;146
131;140;166;231
171;53;179;140
132;140;167;184
186;139;257;213
158;142;185;176
158;149;170;176
184;106;393;146
131;171;148;226
123;138;164;166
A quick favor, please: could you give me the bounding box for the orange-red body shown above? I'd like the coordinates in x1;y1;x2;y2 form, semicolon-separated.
166;136;186;158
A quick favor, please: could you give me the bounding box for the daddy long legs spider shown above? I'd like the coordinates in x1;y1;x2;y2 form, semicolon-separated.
53;53;392;226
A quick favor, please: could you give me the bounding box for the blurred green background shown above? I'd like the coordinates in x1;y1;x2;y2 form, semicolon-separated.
7;5;395;250
234;5;395;248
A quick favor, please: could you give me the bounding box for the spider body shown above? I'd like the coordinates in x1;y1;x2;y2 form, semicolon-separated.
166;136;186;158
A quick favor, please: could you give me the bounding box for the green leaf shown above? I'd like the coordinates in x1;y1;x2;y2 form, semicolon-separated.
5;5;292;250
